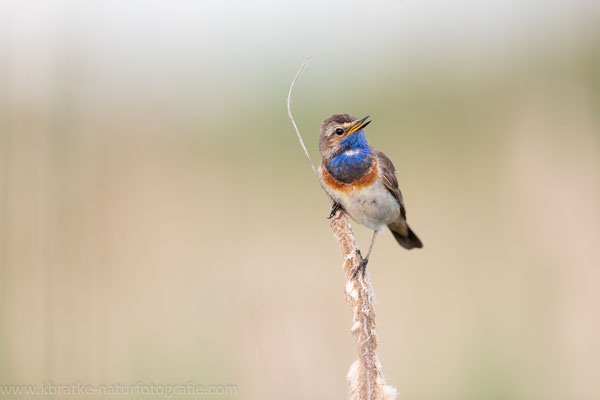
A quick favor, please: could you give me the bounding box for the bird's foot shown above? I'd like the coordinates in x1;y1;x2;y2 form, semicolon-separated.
352;257;369;279
327;202;344;219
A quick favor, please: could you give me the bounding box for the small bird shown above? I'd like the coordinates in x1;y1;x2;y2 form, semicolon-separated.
318;113;422;275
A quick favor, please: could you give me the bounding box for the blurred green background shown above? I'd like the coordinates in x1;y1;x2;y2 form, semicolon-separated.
1;0;599;399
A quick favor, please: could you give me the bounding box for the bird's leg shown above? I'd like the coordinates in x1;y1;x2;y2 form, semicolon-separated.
327;202;344;219
364;230;378;261
353;231;378;278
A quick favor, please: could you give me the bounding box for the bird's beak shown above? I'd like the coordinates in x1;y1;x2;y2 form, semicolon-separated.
348;115;371;135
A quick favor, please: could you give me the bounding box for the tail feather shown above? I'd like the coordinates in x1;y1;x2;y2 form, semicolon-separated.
390;224;423;250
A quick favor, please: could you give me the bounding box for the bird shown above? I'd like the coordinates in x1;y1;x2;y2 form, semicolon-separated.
318;113;422;276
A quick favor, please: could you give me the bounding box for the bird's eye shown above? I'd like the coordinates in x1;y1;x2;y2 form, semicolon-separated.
335;128;344;135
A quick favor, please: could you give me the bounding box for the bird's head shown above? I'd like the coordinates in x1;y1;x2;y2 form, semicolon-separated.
319;114;372;159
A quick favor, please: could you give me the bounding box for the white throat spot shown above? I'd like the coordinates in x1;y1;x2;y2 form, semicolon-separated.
343;149;361;157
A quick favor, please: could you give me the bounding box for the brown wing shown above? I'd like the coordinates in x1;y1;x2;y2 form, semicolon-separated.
373;149;407;220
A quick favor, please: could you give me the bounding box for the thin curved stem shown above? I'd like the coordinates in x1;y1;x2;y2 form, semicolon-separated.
286;57;318;177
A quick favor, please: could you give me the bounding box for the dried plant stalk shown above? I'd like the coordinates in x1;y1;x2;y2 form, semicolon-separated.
287;57;397;400
331;214;398;400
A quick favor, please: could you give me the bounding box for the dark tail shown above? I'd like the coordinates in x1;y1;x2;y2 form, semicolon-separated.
390;225;423;250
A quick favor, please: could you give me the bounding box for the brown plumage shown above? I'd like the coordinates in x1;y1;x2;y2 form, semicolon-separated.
374;149;423;249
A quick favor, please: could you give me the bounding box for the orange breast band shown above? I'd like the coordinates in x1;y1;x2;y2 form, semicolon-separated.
322;162;379;194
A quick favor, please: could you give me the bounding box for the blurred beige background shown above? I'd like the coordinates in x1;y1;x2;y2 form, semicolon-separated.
1;0;599;399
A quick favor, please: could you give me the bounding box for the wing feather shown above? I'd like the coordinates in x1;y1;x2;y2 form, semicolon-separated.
373;148;407;220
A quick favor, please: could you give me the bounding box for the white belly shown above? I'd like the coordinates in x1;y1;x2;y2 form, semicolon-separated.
319;166;401;232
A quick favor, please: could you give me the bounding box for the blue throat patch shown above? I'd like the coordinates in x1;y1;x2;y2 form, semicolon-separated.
330;130;371;168
326;130;373;183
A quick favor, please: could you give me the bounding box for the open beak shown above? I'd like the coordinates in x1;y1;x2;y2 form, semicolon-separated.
347;115;371;135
